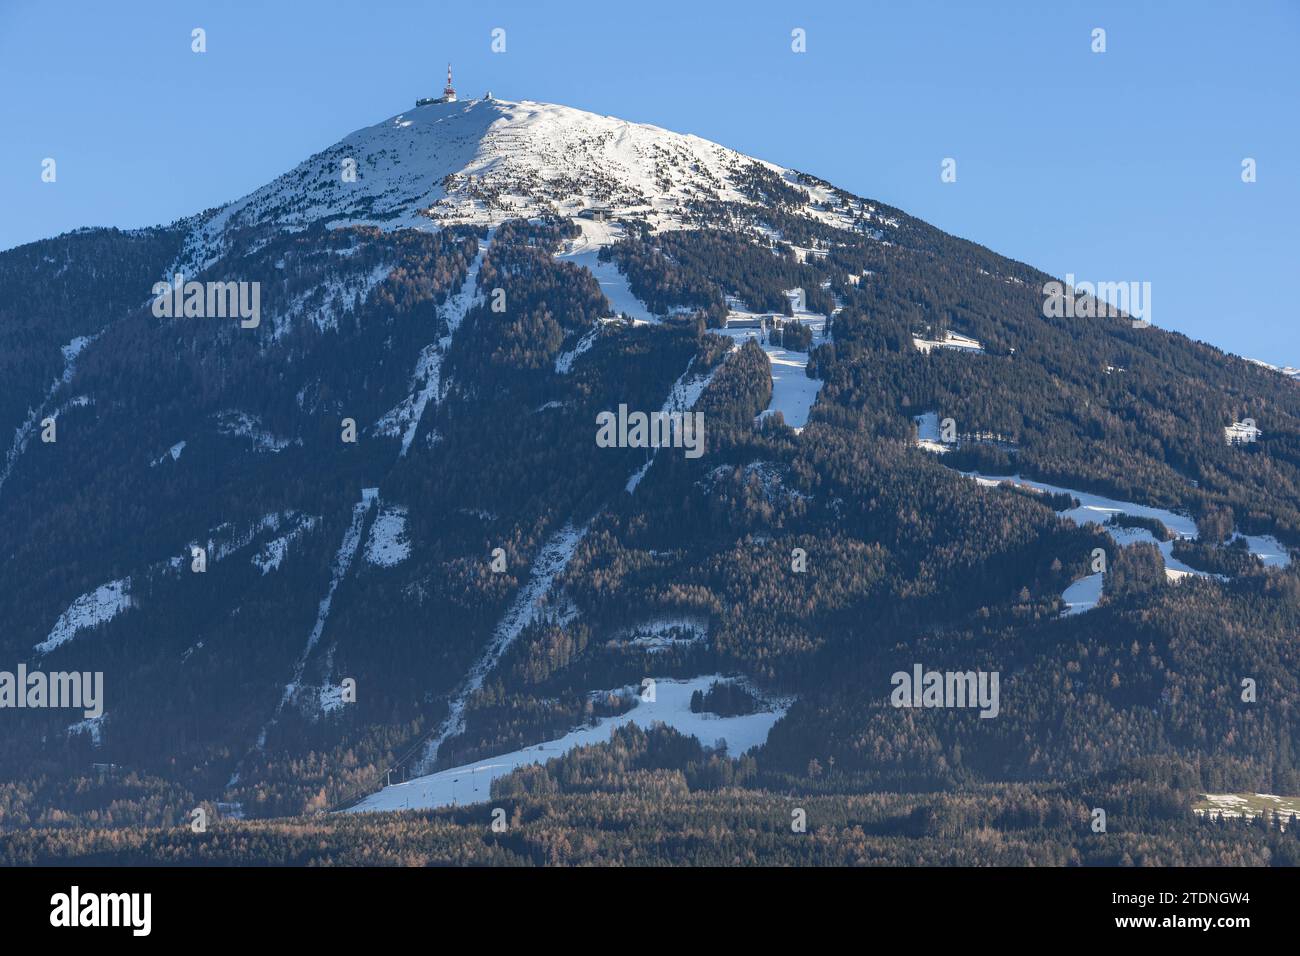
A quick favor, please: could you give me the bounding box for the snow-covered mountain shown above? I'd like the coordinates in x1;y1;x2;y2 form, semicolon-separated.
178;96;877;272
180;97;755;265
6;88;1300;842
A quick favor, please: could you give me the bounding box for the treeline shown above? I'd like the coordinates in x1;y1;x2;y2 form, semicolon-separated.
2;727;1296;865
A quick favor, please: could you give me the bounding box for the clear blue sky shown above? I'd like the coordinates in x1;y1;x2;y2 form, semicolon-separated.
1;0;1296;364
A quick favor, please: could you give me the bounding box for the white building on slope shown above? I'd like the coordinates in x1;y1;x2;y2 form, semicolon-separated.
913;329;984;354
1225;418;1261;444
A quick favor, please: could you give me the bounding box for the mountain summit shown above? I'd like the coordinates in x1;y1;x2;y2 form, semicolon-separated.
182;97;794;266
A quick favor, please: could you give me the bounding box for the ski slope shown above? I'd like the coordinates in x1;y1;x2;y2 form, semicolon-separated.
349;675;789;813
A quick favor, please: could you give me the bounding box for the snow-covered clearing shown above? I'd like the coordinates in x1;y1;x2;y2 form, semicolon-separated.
349;675;788;812
61;336;92;365
364;505;411;567
716;291;827;431
1060;572;1103;616
1194;793;1300;827
759;345;824;430
318;681;350;715
954;471;1292;611
966;472;1201;581
553;217;679;376
624;458;654;494
912;412;1015;454
1237;533;1291;566
556;218;661;324
663;355;724;411
913;412;951;454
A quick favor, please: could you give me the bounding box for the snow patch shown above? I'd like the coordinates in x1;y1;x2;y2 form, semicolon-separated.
554;325;600;375
364;505;411;567
1060;572;1104;616
67;715;106;747
37;579;134;655
913;412;951;454
151;440;187;467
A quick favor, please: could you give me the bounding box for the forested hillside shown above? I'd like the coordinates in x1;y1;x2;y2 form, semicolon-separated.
1;96;1296;864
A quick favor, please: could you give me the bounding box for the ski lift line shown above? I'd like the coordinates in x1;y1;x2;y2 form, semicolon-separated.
327;724;446;813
